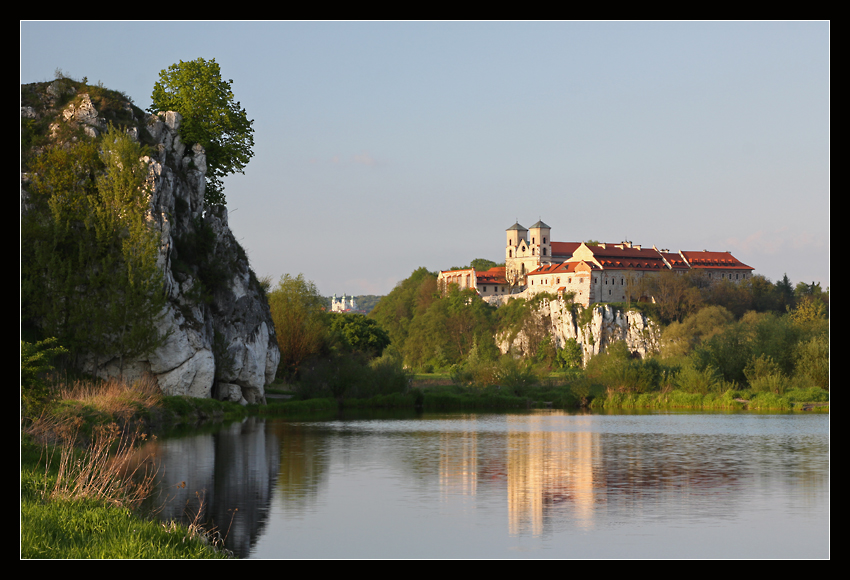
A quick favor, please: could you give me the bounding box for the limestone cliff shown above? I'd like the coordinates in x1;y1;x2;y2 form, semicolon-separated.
21;80;279;403
497;296;660;364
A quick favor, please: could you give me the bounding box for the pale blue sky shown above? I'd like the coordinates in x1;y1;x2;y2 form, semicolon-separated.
21;21;830;296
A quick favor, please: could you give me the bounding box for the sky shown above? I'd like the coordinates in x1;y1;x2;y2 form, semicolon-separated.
21;21;830;297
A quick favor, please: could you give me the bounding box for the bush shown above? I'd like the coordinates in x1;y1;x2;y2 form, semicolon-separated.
674;363;723;395
21;339;68;419
296;350;410;401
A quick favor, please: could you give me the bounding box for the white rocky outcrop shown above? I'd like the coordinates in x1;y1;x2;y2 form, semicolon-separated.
68;105;280;403
497;296;660;364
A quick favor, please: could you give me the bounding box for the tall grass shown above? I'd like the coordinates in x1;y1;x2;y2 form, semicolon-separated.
21;375;231;558
56;375;163;417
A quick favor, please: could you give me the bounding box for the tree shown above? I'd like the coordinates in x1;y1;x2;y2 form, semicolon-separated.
268;274;329;379
21;126;168;373
22;139;103;355
327;313;390;358
469;258;500;272
92;125;169;373
149;58;254;206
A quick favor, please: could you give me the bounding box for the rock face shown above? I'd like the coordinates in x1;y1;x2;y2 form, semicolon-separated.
22;82;279;404
114;111;279;404
497;296;660;364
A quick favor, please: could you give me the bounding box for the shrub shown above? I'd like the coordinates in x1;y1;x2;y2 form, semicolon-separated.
674;363;723;395
21;339;68;419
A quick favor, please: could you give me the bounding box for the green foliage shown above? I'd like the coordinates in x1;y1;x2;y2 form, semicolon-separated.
92;125;169;371
795;333;829;390
661;305;734;358
556;338;583;369
370;269;498;370
22;126;167;371
267;274;329;380
149;58;254;206
585;342;655;394
469;258;501;271
640;269;704;323
327;312;390;357
296;349;410;401
21;339;68;418
674;363;724;395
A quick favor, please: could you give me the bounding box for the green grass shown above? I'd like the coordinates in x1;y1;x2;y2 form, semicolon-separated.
21;436;228;559
591;388;828;411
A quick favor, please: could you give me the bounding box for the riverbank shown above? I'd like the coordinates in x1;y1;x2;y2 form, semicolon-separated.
22;377;828;558
20;378;248;559
21;434;229;559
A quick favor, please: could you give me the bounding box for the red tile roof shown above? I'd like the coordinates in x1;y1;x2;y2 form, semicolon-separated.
476;267;507;285
550;241;581;258
680;251;753;270
582;245;668;271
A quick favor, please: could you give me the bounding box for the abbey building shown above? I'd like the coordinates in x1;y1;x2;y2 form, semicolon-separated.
438;220;754;307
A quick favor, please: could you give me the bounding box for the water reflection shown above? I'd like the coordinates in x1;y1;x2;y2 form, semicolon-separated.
146;417;278;557
144;410;829;558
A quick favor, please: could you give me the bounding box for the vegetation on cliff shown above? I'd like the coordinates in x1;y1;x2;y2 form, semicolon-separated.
22;124;168;373
148;57;254;206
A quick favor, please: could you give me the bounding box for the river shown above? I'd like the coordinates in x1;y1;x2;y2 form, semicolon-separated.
143;409;829;558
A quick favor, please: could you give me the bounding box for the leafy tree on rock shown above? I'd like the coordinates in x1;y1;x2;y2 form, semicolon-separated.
149;57;254;206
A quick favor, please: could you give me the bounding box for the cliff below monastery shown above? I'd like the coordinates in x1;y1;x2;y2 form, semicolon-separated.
498;296;660;364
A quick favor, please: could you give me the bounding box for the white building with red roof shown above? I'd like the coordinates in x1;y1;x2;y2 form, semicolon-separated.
506;221;754;306
437;266;510;301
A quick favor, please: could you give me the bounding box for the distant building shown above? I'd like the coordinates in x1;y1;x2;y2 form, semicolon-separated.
331;293;358;313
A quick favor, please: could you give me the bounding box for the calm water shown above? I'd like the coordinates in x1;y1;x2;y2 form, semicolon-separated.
145;410;829;558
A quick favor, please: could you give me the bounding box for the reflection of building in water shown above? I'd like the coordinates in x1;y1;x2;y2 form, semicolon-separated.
439;429;478;497
507;414;599;536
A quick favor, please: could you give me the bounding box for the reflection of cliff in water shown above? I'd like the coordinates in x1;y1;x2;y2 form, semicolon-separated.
148;417;279;558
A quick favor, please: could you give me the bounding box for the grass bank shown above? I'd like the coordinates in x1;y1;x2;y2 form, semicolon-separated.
21;377;241;559
21;434;228;559
591;387;829;411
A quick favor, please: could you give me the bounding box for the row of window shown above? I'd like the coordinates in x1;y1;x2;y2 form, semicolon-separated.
526;272;747;287
508;247;548;258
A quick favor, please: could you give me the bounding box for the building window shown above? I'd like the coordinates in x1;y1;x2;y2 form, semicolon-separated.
542;248;547;256
543;237;547;244
509;249;512;258
483;286;487;292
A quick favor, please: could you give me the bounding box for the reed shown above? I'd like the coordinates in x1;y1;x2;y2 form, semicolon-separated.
55;375;163;418
33;419;157;510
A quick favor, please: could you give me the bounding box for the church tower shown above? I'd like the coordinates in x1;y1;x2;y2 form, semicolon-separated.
529;220;551;263
506;222;529;288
